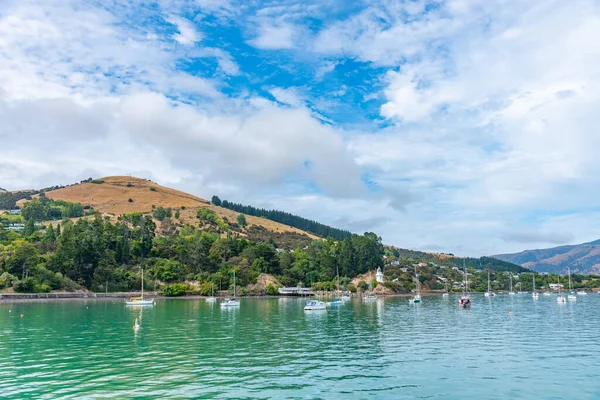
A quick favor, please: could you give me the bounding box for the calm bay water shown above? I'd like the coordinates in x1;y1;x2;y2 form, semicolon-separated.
1;295;600;399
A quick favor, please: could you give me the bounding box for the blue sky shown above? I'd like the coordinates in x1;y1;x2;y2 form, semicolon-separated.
1;0;600;256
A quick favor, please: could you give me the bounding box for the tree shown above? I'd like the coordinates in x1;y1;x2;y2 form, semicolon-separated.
22;199;46;221
23;218;35;236
174;210;180;219
211;196;222;206
237;213;247;227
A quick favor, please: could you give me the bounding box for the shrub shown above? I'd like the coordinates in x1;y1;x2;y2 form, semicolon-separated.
0;272;17;289
174;210;180;219
237;214;247;227
162;283;188;296
149;187;157;192
127;183;133;187
14;277;36;293
358;280;368;291
265;284;279;295
90;180;104;184
128;198;133;203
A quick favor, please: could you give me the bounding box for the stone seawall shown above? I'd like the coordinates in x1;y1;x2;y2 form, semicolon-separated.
0;292;143;300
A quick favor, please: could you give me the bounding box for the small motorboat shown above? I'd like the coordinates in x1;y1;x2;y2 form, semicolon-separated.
543;291;552;296
459;296;471;308
409;294;422;304
221;298;240;307
577;290;587;295
328;298;344;306
304;300;326;311
363;295;377;302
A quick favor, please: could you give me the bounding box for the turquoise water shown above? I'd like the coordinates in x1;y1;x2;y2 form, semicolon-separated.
1;295;600;399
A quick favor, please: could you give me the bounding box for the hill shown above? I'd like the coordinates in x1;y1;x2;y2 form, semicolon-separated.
13;176;318;247
386;246;526;272
492;240;600;274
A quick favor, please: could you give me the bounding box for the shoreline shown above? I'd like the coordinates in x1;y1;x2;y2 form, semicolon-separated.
0;291;463;303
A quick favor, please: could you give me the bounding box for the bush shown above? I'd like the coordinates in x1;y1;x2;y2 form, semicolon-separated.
127;183;133;187
14;277;36;293
128;198;133;203
237;214;247;227
90;180;104;184
162;283;188;296
174;210;180;219
265;284;279;295
0;272;17;289
149;187;157;192
358;280;368;291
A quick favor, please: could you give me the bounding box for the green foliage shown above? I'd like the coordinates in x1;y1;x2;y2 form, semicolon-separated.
21;198;83;221
90;180;104;184
174;210;180;219
357;280;367;291
149;187;157;192
162;283;188;296
197;208;229;231
219;199;351;240
265;283;279;295
211;196;222;206
14;277;36;292
24;218;35;236
152;206;172;221
237;213;247;227
0;190;38;210
0;272;17;289
151;259;182;282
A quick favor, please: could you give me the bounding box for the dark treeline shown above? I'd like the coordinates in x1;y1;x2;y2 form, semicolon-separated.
458;256;529;273
0;213;384;294
212;196;352;241
22;197;86;221
0;190;38;210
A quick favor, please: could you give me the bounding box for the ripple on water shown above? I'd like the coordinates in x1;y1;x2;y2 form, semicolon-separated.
2;296;600;398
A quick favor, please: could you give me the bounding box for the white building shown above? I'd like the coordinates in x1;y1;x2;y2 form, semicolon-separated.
376;267;384;283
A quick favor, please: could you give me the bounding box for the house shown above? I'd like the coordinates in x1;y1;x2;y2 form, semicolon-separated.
418;262;427;267
8;209;21;215
376;267;384;283
391;260;400;266
549;283;564;290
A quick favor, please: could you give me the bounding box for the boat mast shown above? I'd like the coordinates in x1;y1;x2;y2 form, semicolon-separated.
510;275;512;292
488;271;491;292
533;274;536;293
141;268;144;299
463;258;467;295
233;270;236;298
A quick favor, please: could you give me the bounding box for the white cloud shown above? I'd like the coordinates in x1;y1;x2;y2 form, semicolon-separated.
167;16;201;45
268;87;303;107
248;23;297;50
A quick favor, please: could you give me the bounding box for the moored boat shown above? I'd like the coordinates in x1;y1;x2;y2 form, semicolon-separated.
409;265;422;303
459;258;471;308
304;300;326;311
567;268;576;301
126;268;154;306
363;295;377;302
221;270;240;308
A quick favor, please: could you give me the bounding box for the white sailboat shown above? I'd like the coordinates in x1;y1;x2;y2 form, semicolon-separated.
567;268;577;301
409;265;422;303
484;271;495;297
206;283;216;302
443;280;449;297
532;274;539;299
508;274;516;295
221;270;240;307
557;275;566;303
126;268;154;306
459;258;471;307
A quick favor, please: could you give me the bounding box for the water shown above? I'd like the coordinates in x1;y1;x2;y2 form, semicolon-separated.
1;295;600;399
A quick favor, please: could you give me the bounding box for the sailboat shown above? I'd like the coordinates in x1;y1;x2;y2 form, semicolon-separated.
567;268;577;301
557;275;566;303
459;258;471;308
409;265;422;303
328;265;344;306
206;283;216;302
221;270;240;307
532;274;539;299
126;268;154;306
442;280;449;297
484;271;495;297
508;274;516;295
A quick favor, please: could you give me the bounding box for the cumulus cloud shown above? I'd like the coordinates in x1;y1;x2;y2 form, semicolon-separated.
167;16;201;45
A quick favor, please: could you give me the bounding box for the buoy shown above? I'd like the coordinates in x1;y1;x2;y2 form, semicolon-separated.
509;311;512;315
133;317;140;330
8;310;11;313
20;314;23;318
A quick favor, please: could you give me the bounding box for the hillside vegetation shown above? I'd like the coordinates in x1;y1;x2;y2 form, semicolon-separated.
214;196;351;240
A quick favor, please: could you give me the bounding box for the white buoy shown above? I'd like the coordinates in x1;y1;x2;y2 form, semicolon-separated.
133;317;140;330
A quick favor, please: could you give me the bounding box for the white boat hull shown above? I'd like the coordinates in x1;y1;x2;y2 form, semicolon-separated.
557;296;566;303
125;300;154;306
304;300;326;311
206;297;217;303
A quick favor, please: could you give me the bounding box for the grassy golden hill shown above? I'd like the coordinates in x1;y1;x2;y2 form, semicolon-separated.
17;176;317;242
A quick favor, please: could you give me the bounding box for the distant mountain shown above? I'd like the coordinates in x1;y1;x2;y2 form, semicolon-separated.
493;240;600;275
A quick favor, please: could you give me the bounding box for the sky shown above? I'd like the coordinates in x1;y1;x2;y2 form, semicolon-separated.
1;0;600;257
